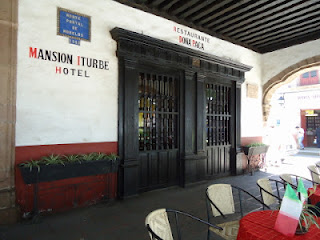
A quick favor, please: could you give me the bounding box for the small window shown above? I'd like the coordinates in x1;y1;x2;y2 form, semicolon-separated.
311;71;317;77
302;72;309;78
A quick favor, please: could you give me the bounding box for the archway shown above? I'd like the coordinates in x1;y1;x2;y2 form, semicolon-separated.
262;56;320;122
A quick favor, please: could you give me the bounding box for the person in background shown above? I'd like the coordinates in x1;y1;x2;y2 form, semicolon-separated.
316;126;320;148
296;126;305;150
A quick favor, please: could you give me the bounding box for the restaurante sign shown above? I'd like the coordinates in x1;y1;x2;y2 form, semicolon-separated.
173;26;209;51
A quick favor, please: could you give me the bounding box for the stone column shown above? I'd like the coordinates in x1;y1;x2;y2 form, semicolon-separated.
0;0;19;224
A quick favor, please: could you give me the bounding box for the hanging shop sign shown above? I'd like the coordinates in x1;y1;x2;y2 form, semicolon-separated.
57;7;91;45
173;26;209;51
297;92;320;101
305;110;318;117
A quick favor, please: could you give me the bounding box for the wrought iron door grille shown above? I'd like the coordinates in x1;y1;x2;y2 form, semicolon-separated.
138;72;178;151
206;83;231;146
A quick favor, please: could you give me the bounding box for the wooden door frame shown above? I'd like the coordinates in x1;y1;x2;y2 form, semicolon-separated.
111;27;251;198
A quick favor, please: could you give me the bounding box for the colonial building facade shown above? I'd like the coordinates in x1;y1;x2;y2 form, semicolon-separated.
1;0;320;223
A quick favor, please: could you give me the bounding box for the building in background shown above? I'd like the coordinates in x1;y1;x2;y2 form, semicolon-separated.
268;69;320;148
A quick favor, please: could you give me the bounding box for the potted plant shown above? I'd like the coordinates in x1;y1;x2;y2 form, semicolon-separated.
296;204;320;234
242;142;269;155
18;152;119;184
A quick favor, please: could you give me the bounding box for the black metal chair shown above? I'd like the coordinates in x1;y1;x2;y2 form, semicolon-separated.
280;173;317;190
145;208;222;240
257;178;284;209
307;165;320;188
206;184;269;240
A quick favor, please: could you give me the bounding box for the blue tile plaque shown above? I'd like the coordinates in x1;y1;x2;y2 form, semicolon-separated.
69;38;81;45
57;8;91;42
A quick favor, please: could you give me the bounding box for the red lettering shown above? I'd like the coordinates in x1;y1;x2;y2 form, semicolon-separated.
174;26;176;32
179;36;183;43
29;47;37;58
56;66;61;74
77;56;80;66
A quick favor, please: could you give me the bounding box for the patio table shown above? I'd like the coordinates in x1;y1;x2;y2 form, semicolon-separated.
308;186;320;205
237;210;320;240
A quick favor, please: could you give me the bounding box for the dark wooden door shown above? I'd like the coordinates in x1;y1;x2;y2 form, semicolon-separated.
205;81;232;177
138;71;180;192
306;113;320;147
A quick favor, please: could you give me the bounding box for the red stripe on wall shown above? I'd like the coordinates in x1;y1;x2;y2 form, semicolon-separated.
15;142;118;216
15;141;118;164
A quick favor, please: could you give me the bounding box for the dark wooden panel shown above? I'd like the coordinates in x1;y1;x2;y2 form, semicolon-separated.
139;152;149;188
184;70;196;155
168;150;179;183
138;150;178;192
205;146;231;177
158;151;168;184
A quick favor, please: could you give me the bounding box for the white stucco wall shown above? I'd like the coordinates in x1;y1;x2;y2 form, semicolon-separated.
16;0;263;146
261;39;320;85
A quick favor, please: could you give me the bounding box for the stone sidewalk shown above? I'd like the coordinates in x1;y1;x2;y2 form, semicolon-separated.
0;149;318;240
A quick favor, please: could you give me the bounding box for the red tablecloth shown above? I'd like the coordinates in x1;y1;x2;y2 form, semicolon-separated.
308;186;320;205
237;210;320;240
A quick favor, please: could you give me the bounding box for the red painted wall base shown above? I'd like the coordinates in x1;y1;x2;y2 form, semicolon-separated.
15;142;118;216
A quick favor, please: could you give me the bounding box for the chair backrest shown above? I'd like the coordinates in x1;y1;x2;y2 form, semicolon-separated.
257;178;276;206
145;209;173;240
207;184;235;217
308;165;320;185
280;174;293;186
248;145;269;156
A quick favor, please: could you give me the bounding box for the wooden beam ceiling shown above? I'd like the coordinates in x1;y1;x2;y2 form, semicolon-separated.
115;0;320;53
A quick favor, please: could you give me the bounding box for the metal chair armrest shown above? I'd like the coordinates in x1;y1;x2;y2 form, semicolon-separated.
231;185;271;210
166;209;223;230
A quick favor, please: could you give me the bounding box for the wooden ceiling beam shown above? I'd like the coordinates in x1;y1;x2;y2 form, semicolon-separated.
204;0;281;29
196;0;252;26
250;22;320;46
149;0;168;8
239;13;320;43
258;31;320;53
169;0;200;16
218;0;315;35
161;0;180;11
114;0;320;53
175;0;213;19
235;8;320;40
188;0;234;22
253;25;320;48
